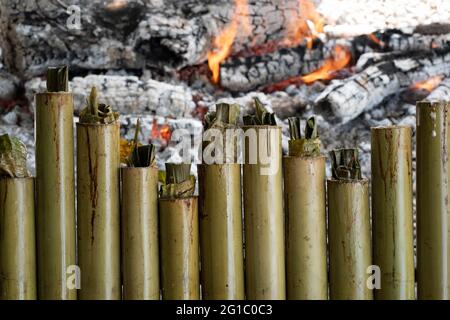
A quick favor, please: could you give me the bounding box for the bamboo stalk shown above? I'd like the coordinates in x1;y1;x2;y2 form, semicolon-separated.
159;197;200;300
35;66;76;300
198;163;244;300
76;88;120;300
0;177;37;300
416;101;450;300
328;149;372;300
371;126;414;300
328;179;372;300
284;156;327;300
243;125;285;300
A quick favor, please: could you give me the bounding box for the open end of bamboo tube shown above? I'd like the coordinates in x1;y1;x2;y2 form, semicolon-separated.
287;116;321;157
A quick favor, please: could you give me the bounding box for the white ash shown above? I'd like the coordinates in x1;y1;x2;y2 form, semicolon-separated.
25;75;197;118
318;0;450;36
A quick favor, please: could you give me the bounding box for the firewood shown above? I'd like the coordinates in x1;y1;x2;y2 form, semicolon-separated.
315;47;450;124
220;26;450;92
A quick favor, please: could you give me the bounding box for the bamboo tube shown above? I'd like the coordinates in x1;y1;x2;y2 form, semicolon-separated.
371;126;414;300
243;125;285;300
121;166;159;300
35;66;76;300
284;156;327;300
159;197;199;300
0;177;37;300
77;121;121;300
416;101;450;300
328;178;372;300
198;163;244;300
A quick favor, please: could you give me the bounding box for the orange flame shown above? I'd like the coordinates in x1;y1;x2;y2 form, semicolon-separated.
368;33;384;47
301;45;351;84
160;124;172;143
208;0;251;84
283;0;324;48
411;75;444;92
106;0;127;10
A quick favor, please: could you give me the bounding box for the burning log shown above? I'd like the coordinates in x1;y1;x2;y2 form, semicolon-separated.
220;25;450;92
427;78;450;100
315;47;450;124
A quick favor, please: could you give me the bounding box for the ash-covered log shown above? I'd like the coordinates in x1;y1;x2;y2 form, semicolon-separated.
220;25;450;92
315;47;450;124
0;0;308;78
25;75;197;118
427;78;450;100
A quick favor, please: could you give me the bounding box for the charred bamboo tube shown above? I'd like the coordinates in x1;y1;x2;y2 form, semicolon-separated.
243;125;285;300
416;101;450;300
77;121;121;300
0;177;37;300
328;179;372;300
159;197;199;300
284;156;327;300
371;126;414;300
198;163;244;300
35;66;76;300
121;166;160;300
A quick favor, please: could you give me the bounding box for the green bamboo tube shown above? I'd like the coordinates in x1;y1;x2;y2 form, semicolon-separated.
243;125;285;300
0;177;37;300
416;101;450;300
77;122;121;300
284;156;327;300
371;126;414;300
328;179;372;300
35;89;76;299
198;163;244;300
159;197;199;300
121;166;159;300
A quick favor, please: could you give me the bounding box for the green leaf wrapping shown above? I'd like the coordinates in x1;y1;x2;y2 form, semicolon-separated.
288;116;321;157
79;86;119;124
0;134;29;178
47;65;69;92
160;163;195;198
127;118;156;167
330;148;362;180
243;98;276;125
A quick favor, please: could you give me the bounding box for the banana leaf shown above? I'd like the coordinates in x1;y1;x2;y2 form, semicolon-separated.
330;148;362;180
46;65;69;92
160;163;195;198
79;86;119;124
243;98;276;125
0;134;29;178
288;116;321;157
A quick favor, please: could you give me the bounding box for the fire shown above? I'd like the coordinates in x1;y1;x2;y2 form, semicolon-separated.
151;119;172;144
283;0;324;48
368;33;384;47
411;75;443;92
301;45;351;84
207;0;251;84
106;0;127;11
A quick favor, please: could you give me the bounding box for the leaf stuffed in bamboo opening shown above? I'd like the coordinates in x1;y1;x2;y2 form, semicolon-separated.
371;126;414;300
284;117;327;300
0;135;36;300
76;86;121;300
35;66;76;300
328;148;372;300
159;163;199;300
242;98;285;300
198;103;244;300
416;101;450;300
121;119;160;300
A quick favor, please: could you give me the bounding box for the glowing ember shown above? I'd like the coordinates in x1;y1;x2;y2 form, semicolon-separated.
283;0;324;48
160;125;172;143
151;118;159;139
302;45;352;84
410;75;444;92
106;0;127;11
368;33;384;48
207;0;251;84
